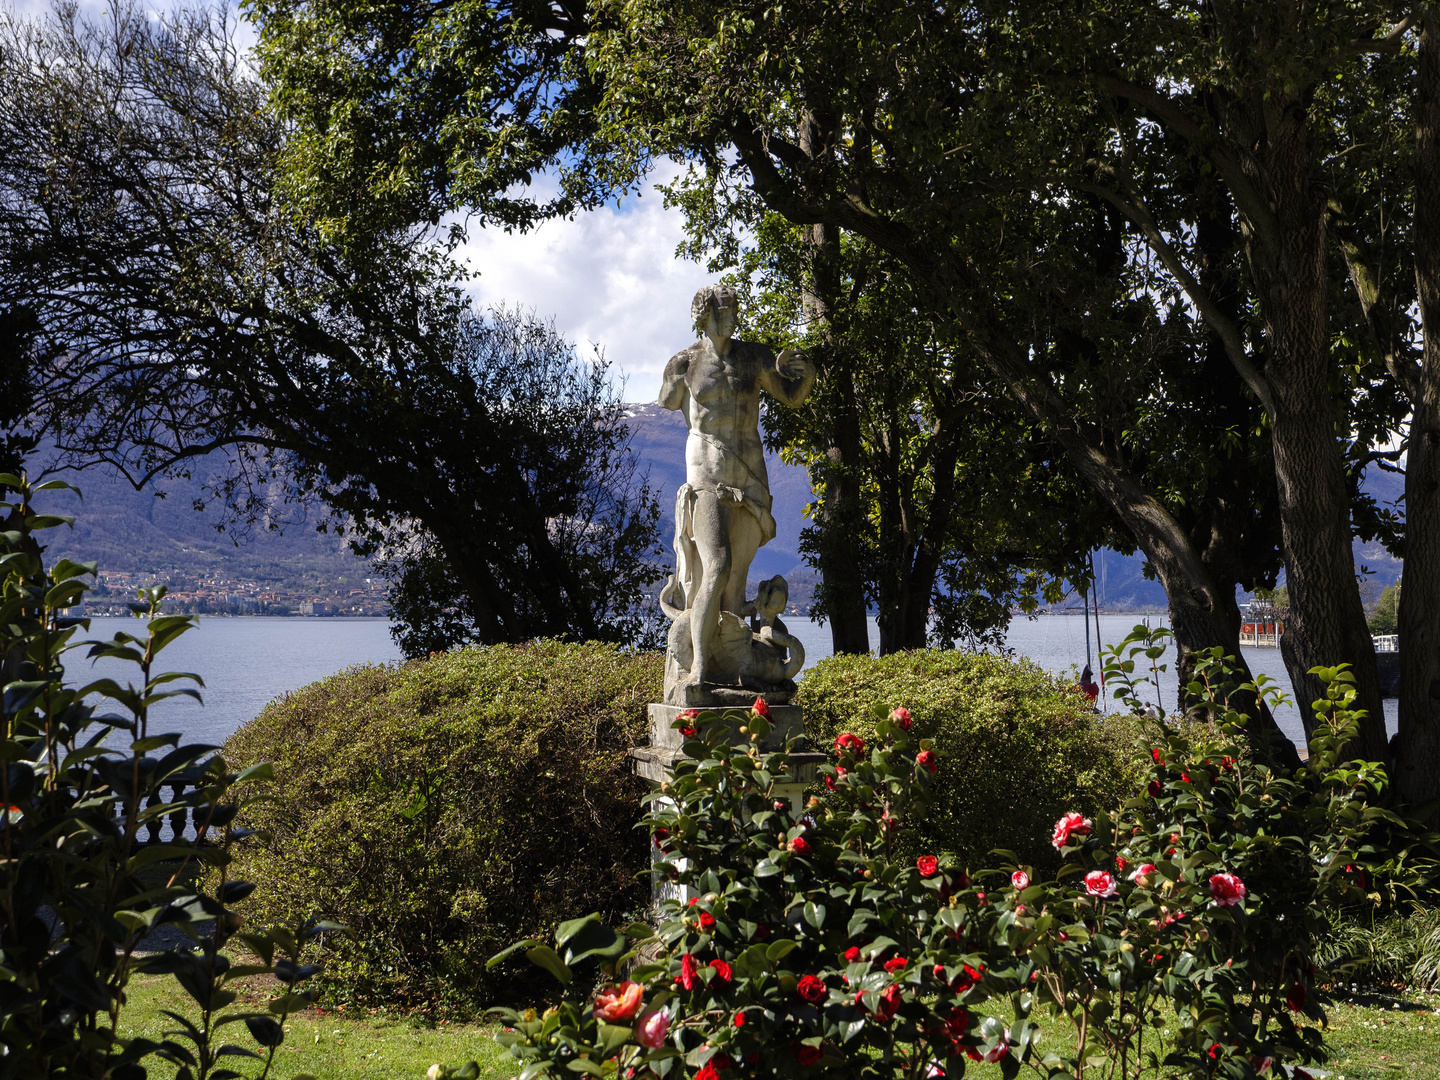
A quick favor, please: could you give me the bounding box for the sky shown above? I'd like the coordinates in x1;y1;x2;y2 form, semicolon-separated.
5;0;710;405
452;159;708;406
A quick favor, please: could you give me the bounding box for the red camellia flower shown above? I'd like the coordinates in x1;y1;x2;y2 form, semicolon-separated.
796;974;827;1002
788;835;811;856
834;732;865;758
917;855;940;878
1208;872;1247;907
1151;748;1165;764
698;911;716;930
825;764;848;791
1221;755;1237;770
679;953;701;991
752;697;770;719
708;960;732;984
883;957;908;973
1147;780;1162;797
635;1010;669;1048
1286;982;1306;1012
858;984;902;1023
695;1052;733;1080
844;946;862;963
948;963;984;992
916;750;938;774
678;709;700;737
1181;771;1192;784
1011;870;1030;890
945;1007;969;1037
593;981;644;1021
1051;811;1094;850
733;1012;746;1027
789;1041;824;1067
890;706;913;730
1084;870;1118;898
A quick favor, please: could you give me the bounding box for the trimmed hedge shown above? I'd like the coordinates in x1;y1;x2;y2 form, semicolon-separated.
796;649;1147;873
223;640;663;1015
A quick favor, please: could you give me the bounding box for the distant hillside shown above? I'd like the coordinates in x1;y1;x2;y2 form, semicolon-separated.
21;410;1407;617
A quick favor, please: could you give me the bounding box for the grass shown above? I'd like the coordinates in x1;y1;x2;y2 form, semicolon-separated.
118;975;513;1080
117;976;1440;1080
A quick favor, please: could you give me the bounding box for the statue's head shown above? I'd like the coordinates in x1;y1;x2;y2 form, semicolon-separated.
755;575;789;620
691;284;739;336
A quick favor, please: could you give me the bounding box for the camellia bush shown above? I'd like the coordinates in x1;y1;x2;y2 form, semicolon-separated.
443;630;1433;1080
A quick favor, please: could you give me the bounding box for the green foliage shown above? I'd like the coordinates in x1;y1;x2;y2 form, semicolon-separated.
222;642;663;1015
1315;908;1440;992
796;650;1146;873
1368;583;1399;636
468;647;1429;1080
0;472;327;1078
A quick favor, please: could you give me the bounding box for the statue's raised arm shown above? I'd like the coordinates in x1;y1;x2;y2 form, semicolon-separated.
760;348;816;408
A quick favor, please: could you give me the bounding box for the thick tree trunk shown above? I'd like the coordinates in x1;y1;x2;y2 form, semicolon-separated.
967;329;1301;767
801;217;871;654
1244;108;1387;761
1397;14;1440;812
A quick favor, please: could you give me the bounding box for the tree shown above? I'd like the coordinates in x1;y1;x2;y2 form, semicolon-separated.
0;2;662;653
1370;582;1400;636
255;0;1440;785
667;188;1105;653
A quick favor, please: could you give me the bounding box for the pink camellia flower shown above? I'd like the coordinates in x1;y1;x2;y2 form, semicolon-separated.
1051;812;1093;850
1209;872;1247;907
796;974;827;1002
752;697;770;719
916;750;939;774
917;855;940;878
1011;870;1030;890
890;707;913;730
788;835;811;856
1128;863;1158;886
1084;870;1118;898
981;1033;1011;1063
834;732;865;758
594;980;644;1021
635;1010;669;1048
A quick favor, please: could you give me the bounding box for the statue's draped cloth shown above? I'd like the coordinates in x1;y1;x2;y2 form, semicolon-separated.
671;478;777;612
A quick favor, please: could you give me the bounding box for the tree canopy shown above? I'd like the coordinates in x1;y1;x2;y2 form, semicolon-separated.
0;2;662;653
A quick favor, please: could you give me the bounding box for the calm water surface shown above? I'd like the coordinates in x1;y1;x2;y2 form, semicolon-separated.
75;612;1386;752
77;616;401;748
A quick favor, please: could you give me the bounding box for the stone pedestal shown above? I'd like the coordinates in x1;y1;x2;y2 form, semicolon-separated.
630;702;827;911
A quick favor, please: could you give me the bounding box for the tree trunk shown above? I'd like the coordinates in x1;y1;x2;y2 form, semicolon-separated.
1397;13;1440;812
1243;104;1387;761
799;208;871;654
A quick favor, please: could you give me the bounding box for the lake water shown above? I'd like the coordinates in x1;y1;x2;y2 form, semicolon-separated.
71;612;1393;752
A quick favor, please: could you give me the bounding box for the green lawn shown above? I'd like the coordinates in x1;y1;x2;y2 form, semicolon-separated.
118;975;514;1080
118;976;1440;1080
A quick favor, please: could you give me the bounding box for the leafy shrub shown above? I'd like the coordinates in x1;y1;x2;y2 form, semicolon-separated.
455;632;1432;1080
1;472;324;1079
797;649;1146;872
1315;908;1440;991
223;641;663;1015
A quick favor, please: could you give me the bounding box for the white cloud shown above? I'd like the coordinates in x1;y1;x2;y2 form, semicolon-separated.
454;161;711;405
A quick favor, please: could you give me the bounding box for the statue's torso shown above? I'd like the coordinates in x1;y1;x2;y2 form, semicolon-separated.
674;340;771;496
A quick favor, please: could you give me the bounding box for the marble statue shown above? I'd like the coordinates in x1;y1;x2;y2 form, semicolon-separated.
657;285;816;706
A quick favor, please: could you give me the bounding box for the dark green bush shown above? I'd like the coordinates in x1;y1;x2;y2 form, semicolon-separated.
223;641;663;1015
795;649;1146;872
